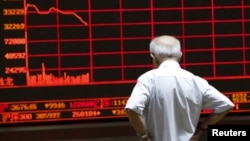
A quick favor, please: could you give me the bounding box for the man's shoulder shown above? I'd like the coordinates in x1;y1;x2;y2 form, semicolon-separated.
136;69;158;82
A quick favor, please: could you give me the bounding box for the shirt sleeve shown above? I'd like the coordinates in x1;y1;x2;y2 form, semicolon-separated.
125;77;150;115
202;84;234;113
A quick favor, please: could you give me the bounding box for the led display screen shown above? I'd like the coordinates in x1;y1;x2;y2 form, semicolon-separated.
0;0;250;124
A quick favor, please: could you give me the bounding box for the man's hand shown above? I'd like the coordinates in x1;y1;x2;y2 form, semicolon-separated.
140;137;151;141
190;127;205;141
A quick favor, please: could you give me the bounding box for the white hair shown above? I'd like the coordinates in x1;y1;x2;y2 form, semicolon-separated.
149;35;181;62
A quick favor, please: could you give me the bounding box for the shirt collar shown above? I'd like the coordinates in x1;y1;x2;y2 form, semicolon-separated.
159;60;181;68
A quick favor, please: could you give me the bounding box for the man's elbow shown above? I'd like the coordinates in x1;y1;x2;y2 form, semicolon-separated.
125;108;139;116
125;108;134;115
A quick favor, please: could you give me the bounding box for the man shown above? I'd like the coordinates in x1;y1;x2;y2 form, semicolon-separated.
125;35;234;141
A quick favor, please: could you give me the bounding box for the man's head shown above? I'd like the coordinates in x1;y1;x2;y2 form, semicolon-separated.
149;35;182;68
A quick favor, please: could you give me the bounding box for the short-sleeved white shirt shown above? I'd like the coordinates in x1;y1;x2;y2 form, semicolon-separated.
125;60;234;141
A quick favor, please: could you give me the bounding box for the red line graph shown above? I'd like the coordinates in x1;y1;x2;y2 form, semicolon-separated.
24;2;89;86
25;3;88;25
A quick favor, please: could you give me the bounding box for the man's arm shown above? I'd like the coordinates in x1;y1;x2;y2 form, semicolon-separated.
190;108;233;141
199;108;233;129
126;109;151;141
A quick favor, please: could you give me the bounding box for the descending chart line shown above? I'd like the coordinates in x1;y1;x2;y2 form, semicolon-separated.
25;3;88;25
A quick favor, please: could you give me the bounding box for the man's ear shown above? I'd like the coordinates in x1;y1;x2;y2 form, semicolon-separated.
150;53;157;63
150;53;159;68
150;53;155;60
177;52;182;62
179;52;182;58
